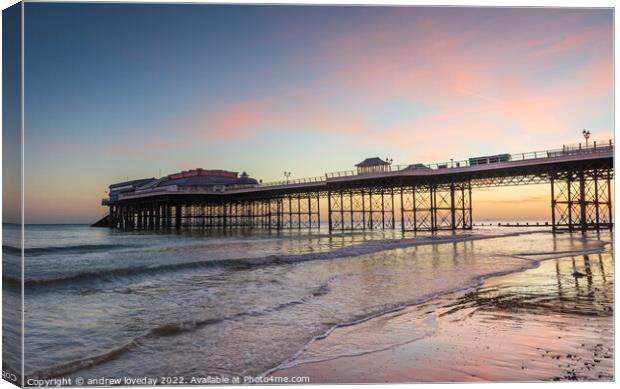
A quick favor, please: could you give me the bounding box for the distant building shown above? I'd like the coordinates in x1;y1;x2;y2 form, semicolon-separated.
107;169;258;204
108;178;157;203
355;157;391;174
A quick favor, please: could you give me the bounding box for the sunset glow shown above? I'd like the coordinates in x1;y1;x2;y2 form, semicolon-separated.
21;4;612;223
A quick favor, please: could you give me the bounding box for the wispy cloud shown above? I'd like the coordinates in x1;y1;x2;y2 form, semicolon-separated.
155;7;612;161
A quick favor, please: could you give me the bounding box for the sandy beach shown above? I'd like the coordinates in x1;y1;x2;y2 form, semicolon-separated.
10;226;613;383
272;245;614;382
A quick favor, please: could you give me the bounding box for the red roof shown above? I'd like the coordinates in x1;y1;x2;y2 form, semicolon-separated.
167;168;238;180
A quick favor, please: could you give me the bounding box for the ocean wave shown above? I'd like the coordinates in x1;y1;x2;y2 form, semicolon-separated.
28;281;332;379
9;230;368;258
12;231;605;292
26;232;609;379
13;232;521;287
2;244;135;257
276;314;439;368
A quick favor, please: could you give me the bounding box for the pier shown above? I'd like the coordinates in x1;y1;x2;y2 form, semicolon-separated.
96;140;613;233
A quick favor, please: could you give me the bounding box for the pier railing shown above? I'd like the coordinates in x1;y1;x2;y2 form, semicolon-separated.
114;139;613;199
258;176;326;187
105;139;613;233
258;139;613;185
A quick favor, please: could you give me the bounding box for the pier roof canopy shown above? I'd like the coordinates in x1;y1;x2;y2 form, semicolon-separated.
159;174;257;187
355;157;391;174
355;157;390;167
134;169;258;190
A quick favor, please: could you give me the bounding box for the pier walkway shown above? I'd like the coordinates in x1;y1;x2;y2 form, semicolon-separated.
100;140;613;233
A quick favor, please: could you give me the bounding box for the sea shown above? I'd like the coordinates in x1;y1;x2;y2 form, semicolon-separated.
1;223;612;382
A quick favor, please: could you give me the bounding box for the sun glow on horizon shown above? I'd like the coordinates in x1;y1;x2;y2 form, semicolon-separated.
10;4;612;223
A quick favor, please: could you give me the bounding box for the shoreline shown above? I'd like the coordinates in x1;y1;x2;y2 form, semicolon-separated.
262;259;543;379
271;247;614;382
12;227;613;382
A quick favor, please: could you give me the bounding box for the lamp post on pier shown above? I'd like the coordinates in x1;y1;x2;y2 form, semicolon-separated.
582;129;591;148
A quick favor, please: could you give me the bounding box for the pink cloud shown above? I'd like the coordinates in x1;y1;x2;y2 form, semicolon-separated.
158;8;612;161
208;100;267;139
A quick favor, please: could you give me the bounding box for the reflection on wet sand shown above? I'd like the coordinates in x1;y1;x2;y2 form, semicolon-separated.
448;253;612;318
273;246;613;382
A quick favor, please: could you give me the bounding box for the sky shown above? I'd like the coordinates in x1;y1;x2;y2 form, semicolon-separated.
13;3;614;223
3;2;21;224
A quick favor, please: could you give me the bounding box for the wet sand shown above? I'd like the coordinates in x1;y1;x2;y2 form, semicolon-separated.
272;249;614;382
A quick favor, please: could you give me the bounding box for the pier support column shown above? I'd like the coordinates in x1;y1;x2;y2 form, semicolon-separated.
136;207;142;229
118;206;124;229
326;189;394;232
316;193;321;229
327;191;333;232
401;182;471;232
368;189;373;230
125;206;130;229
270;194;320;230
175;205;182;229
126;206;132;229
268;198;282;230
327;191;345;232
551;167;613;231
141;207;146;229
401;186;432;231
450;183;456;230
223;203;228;229
390;189;396;229
166;205;172;229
